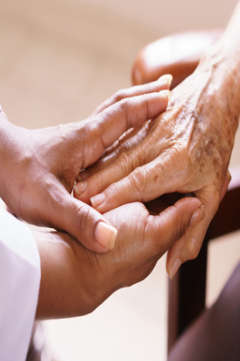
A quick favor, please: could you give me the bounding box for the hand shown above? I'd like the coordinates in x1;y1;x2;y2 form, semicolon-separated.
35;196;200;318
74;48;239;276
132;30;221;87
0;76;171;253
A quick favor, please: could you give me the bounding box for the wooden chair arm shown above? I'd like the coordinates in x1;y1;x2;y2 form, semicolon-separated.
167;167;240;353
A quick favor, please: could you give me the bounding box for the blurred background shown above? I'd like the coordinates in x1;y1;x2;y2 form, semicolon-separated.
1;1;239;360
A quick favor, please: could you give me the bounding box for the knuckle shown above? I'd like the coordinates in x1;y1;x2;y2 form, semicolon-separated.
118;98;129;112
113;89;126;103
118;151;131;173
172;145;187;168
117;99;130;125
104;182;119;199
129;167;147;199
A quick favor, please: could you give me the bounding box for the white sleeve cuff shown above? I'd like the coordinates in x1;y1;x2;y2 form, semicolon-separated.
0;208;41;361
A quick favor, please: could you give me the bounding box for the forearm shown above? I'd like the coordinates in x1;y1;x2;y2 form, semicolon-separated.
198;2;240;127
181;3;240;176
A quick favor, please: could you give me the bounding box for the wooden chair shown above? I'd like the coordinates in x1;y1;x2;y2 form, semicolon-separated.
167;168;240;353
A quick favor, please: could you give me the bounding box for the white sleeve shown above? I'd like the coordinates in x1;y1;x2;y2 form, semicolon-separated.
0;208;41;361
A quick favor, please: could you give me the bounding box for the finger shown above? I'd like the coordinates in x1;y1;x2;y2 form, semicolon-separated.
145;197;201;256
95;74;172;114
46;179;118;253
166;186;219;278
89;150;183;213
74;123;148;203
81;90;170;168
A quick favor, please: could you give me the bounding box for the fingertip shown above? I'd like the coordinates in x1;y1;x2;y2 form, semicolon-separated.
157;74;173;88
147;90;171;118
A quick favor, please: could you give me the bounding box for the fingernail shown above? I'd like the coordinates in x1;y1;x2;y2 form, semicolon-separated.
158;74;173;87
74;181;87;195
190;205;205;226
91;193;105;209
168;258;181;279
95;222;117;250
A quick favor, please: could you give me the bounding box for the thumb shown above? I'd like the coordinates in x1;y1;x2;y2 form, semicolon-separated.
49;188;117;253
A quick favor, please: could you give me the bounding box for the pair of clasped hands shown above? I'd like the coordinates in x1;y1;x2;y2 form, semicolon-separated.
0;30;234;318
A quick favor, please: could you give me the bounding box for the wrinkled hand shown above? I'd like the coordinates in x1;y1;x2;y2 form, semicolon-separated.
35;196;200;318
75;56;238;276
0;76;171;253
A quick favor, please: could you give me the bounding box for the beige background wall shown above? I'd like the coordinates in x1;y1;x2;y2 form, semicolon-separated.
0;1;239;360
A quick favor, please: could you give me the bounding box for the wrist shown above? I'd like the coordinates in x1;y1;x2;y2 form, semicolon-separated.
197;2;240;123
35;230;108;319
197;43;240;128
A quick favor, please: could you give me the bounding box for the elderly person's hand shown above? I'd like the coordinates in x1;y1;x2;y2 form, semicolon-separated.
35;196;200;318
74;4;240;276
0;77;171;253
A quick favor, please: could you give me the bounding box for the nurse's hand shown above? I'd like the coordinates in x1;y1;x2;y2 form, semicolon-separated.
0;77;170;253
35;196;200;319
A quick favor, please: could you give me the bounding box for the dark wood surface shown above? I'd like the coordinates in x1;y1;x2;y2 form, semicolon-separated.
167;168;240;353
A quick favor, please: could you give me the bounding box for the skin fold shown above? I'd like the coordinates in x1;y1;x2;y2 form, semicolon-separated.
0;76;171;253
74;3;240;277
35;196;200;319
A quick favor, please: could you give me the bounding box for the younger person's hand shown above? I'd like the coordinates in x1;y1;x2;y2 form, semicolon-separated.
0;76;171;253
35;196;200;318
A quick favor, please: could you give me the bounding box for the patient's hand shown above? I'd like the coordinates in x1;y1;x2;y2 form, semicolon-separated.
75;45;239;277
35;196;200;318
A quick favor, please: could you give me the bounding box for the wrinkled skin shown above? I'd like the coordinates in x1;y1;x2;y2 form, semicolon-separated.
35;196;200;318
75;31;240;276
0;76;171;253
